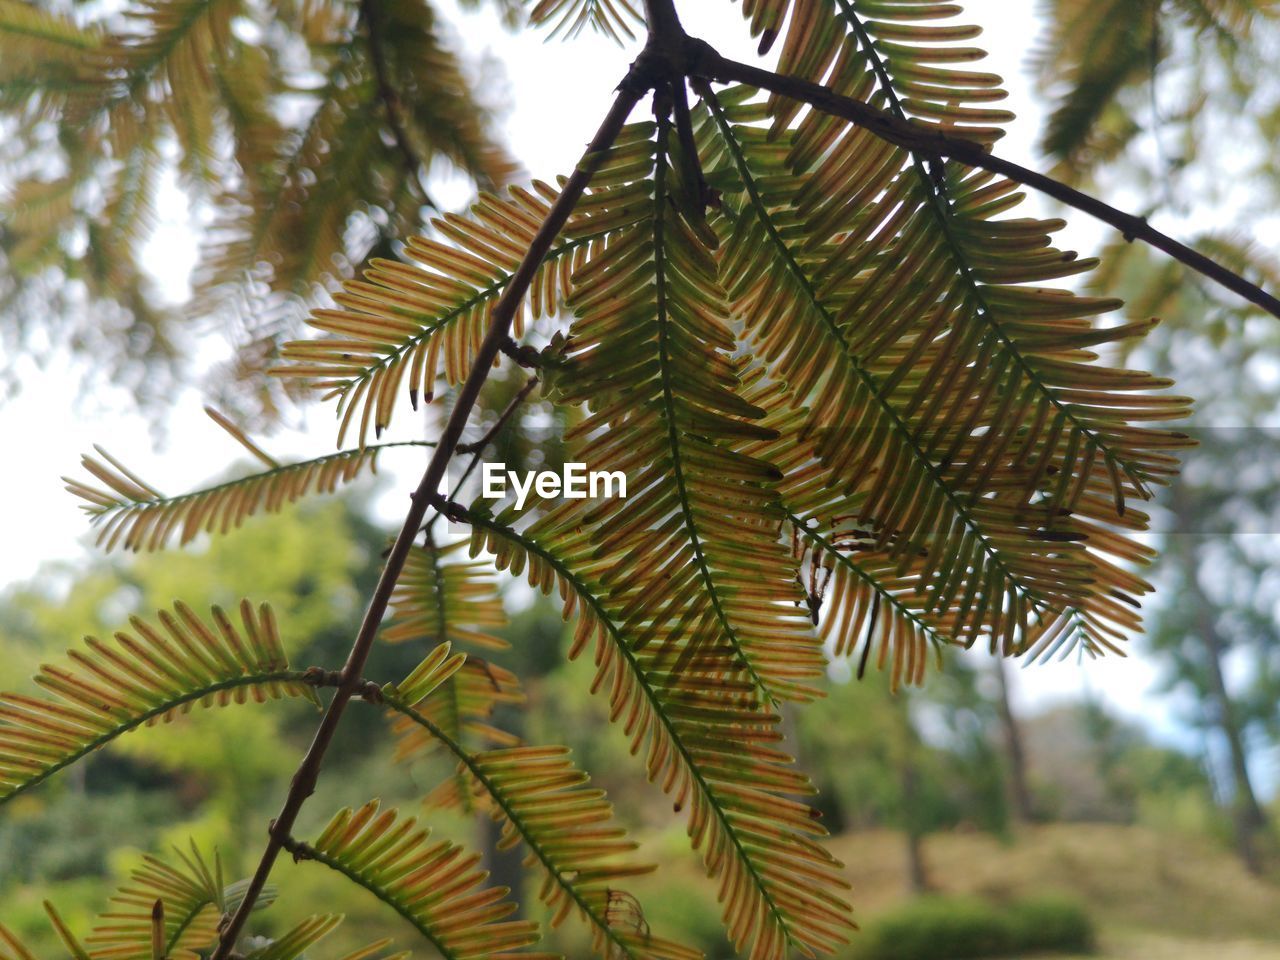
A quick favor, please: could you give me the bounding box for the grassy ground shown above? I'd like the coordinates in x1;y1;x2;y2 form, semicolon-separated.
1077;934;1280;959
827;823;1280;958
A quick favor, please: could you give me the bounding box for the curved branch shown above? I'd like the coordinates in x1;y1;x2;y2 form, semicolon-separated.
381;694;654;960
1;670;311;806
693;45;1280;320
209;75;648;958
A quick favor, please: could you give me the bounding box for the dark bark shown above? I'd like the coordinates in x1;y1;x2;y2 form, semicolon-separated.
1191;580;1270;874
993;658;1036;823
1170;488;1270;875
893;696;933;894
210;78;646;958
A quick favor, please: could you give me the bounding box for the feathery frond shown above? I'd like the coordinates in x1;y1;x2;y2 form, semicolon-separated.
199;0;521;325
383;652;699;960
0;0;517;414
65;411;432;552
372;0;521;189
0;1;102;115
293;800;553;959
0;600;317;805
467;503;855;960
386;643;522;805
1033;0;1275;178
85;844;225;960
385;542;518;807
1032;0;1158;174
275;179;646;446
699;31;1188;656
385;538;509;649
554;114;827;707
733;0;1010;141
389;658;522;765
527;0;644;42
109;0;240;185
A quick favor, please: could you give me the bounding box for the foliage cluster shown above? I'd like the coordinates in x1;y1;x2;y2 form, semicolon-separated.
853;895;1095;960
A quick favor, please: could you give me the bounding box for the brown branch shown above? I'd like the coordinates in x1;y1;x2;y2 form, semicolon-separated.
359;0;433;205
642;0;685;41
692;46;1280;321
209;76;647;959
423;374;541;537
670;76;712;211
457;375;541;457
499;335;543;368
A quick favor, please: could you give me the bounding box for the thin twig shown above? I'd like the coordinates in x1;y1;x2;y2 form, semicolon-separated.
499;335;543;368
209;76;646;959
457;376;541;456
423;374;540;537
693;46;1280;320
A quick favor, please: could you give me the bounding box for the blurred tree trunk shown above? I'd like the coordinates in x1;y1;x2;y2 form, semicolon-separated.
1190;580;1270;875
901;769;932;894
1168;487;1270;875
993;658;1036;822
481;803;526;912
481;700;527;913
892;696;933;894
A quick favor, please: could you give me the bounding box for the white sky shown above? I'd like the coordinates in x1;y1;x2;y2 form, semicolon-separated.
0;1;1217;758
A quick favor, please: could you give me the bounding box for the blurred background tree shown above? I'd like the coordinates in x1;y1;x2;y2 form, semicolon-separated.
0;0;518;415
1034;0;1280;876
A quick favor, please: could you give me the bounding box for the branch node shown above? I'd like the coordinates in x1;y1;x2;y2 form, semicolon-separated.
426;493;470;524
500;336;543;369
277;833;314;864
302;666;343;688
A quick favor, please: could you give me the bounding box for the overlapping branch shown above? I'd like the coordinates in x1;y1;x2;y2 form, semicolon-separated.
209;70;649;958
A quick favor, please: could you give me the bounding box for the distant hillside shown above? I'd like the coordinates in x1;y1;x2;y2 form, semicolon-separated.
828;823;1280;958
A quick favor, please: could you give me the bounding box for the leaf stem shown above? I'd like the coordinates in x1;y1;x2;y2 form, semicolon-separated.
457;375;541;458
380;693;646;959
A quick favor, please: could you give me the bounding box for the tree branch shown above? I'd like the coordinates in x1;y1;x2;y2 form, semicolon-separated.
423;374;541;537
499;334;543;368
210;76;646;959
692;46;1280;321
456;375;541;457
642;0;685;42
